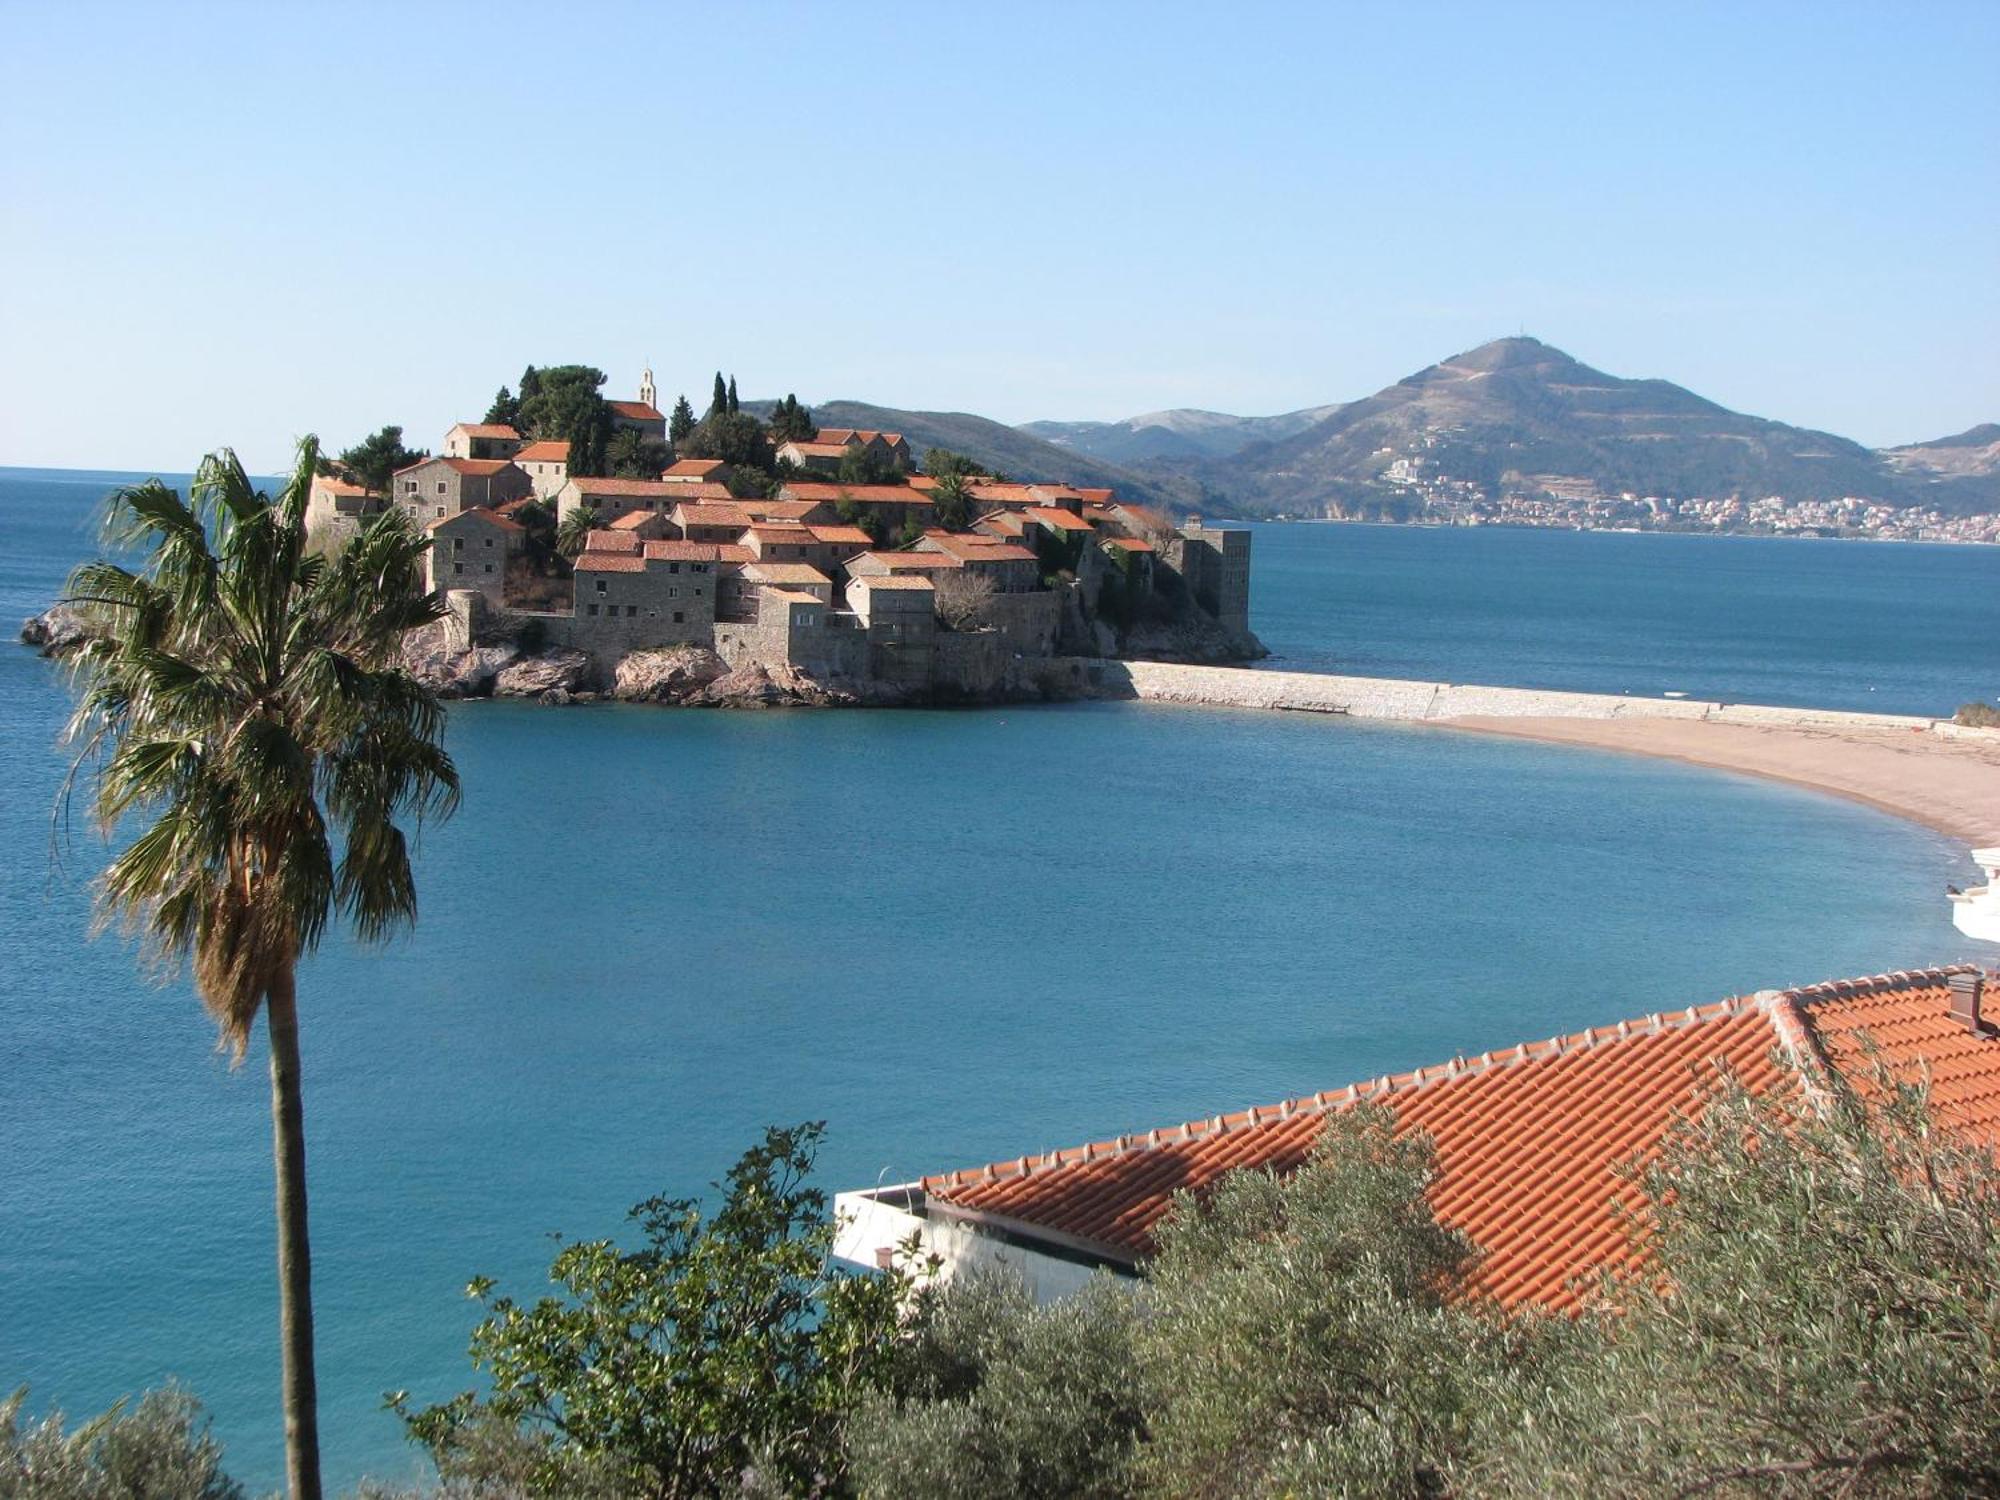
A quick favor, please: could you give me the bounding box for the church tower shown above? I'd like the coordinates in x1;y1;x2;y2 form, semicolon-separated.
638;366;657;412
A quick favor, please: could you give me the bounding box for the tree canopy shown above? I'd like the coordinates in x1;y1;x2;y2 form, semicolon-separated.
769;393;817;444
518;365;611;478
668;394;697;447
321;425;426;493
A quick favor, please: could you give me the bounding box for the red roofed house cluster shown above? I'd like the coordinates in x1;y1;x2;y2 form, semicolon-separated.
834;967;2000;1305
306;373;1260;697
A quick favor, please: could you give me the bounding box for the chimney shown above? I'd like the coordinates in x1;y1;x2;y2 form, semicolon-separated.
1947;971;1988;1034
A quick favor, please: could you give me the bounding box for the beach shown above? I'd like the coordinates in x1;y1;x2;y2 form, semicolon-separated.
1094;659;2000;850
1441;716;2000;849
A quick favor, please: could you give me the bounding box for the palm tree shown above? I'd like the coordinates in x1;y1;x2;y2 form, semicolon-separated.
60;439;459;1500
556;503;599;559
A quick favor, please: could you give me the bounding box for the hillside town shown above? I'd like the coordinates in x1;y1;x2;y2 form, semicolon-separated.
305;372;1258;704
1368;448;2000;542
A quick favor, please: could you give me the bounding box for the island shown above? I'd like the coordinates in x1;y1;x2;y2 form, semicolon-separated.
310;372;1262;707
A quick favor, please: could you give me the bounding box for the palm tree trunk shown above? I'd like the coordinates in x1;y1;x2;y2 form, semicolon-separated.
267;968;322;1500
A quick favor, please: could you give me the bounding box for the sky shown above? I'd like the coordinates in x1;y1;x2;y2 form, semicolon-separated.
0;0;1995;472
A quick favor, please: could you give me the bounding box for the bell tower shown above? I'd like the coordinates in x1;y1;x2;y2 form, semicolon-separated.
639;365;657;411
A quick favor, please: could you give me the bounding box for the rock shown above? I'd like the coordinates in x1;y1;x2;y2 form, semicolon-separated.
685;662;858;709
493;648;593;699
612;645;729;703
20;604;95;657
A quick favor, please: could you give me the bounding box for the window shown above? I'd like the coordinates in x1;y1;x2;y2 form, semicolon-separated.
437;481;447;495
452;563;463;575
453;537;463;552
587;604;599;617
693;563;707;573
484;537;493;548
595;579;607;594
668;562;679;574
668;586;678;598
694;587;702;597
435;507;445;518
403;480;416;494
484;563;494;574
625;605;637;617
673;611;684;623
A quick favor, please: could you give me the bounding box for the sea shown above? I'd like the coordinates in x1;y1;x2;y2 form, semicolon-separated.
1;466;1995;1491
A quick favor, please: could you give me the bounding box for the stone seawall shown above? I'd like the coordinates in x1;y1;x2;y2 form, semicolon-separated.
1071;659;1949;734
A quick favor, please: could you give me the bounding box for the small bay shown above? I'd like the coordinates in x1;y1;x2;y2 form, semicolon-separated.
0;469;1991;1490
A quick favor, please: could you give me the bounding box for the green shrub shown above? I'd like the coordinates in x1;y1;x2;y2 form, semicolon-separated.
847;1274;1145;1500
0;1385;242;1500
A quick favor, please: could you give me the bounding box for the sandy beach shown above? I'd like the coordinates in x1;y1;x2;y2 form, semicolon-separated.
1440;716;2000;850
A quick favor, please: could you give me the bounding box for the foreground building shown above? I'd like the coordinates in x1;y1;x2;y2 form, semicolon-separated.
835;967;2000;1304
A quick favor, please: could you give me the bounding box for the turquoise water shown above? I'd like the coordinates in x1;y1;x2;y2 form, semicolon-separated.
0;468;1991;1490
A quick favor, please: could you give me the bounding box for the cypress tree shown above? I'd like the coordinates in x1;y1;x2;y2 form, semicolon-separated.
727;375;739;414
711;372;728;417
519;365;541;402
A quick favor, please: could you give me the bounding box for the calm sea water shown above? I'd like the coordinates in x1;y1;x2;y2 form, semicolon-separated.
0;468;1992;1490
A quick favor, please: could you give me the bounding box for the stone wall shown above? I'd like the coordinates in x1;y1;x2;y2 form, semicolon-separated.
1078;659;1943;731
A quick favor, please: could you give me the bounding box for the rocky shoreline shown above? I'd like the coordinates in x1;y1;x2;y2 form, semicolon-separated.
21;605;1264;711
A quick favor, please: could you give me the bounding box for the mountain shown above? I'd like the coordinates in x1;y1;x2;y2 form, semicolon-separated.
1885;423;2000;477
1020;405;1346;465
1166;336;1955;519
761;399;1210;514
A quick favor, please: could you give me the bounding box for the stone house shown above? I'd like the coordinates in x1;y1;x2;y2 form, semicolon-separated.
844;550;964;582
740;561;834;605
740;523;824;567
674;501;758;543
914;531;1042;592
571;544;715;658
815;428;912;468
773;438;853;473
1179;517;1253;636
442;422;523;460
808;524;874;575
425;507;524;605
513;439;570;501
605;508;676;541
661;458;732;485
392;457;532;526
607;400;667;440
305;473;385;545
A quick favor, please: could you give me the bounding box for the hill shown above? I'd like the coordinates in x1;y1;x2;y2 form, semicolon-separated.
1176;336;1937;518
1021;404;1346;465
765;399;1213;515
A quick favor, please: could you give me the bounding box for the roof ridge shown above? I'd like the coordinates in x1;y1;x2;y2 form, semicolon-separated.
923;991;1774;1196
1777;965;1981;1009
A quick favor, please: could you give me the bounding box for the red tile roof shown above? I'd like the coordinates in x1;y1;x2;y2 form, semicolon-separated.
780;440;853;458
1076;488;1115;504
923;532;1036;563
642;540;721;562
745;523;819;544
1104;535;1156;553
714;543;754;564
809;524;875;544
514;440;569;463
673;503;757;526
583;530;641;553
662;458;727;477
607;400;665;422
852;574;935;591
1025;505;1095;532
313;475;374;498
743;561;832;585
574;551;647;573
852;550;963;572
740;499;820;521
916;968;1998;1313
450;422;520;439
396;456;515;477
569;477;680;498
608;509;662;530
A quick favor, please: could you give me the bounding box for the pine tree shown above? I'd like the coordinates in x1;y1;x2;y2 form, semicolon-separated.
519;365;541;403
727;375;739;414
670;395;696;446
483;386;518;427
711;372;728;417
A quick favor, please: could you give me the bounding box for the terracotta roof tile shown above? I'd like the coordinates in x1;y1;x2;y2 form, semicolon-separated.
582;529;641;553
1104;535;1156;553
1025;506;1095;532
852;574;935;591
663;458;727;477
853;550;963;571
779;483;933;506
607;400;665;422
916;967;1995;1313
514;440;569;463
425;506;523;535
450;422;520;439
570;477;680;498
641;540;721;562
743;562;832;585
809;525;875;544
574;551;647;573
673;503;757;525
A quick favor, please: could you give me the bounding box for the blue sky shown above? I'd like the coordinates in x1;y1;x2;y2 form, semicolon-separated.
1;0;1994;471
